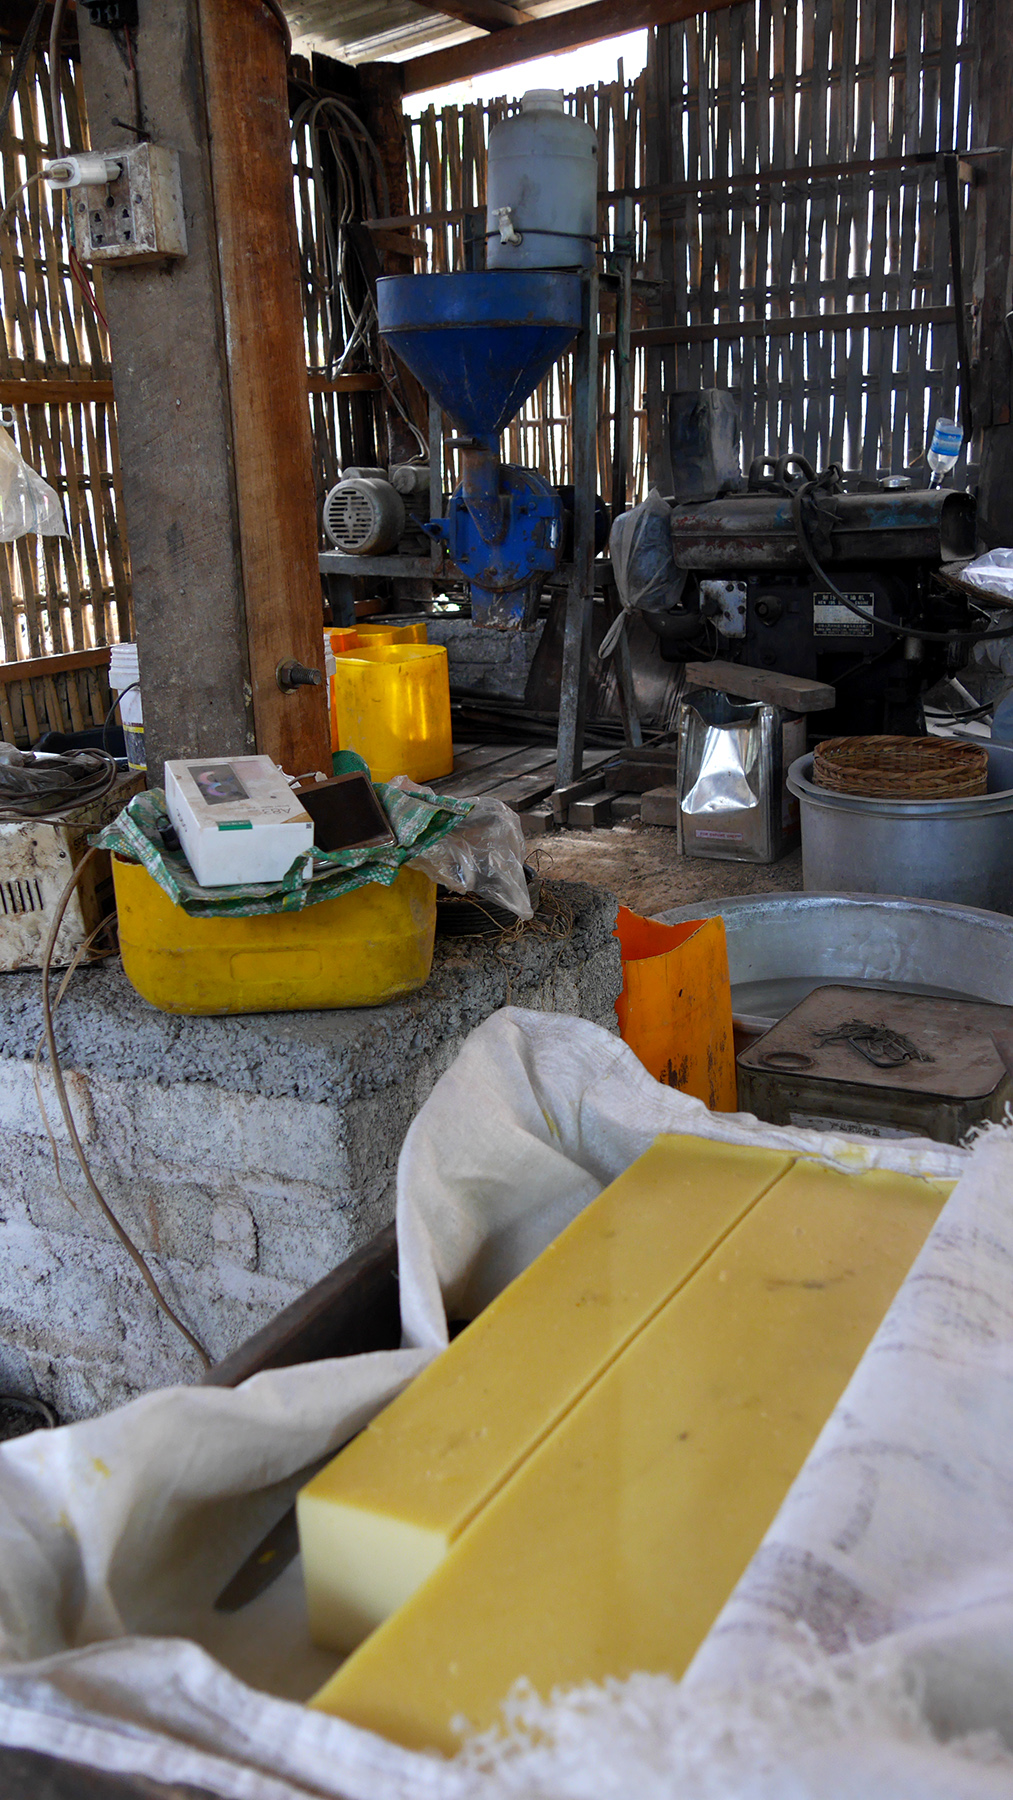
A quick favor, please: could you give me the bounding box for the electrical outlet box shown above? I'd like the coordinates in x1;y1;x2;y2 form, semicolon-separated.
75;142;186;264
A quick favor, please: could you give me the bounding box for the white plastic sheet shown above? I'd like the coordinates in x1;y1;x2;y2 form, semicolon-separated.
0;425;67;541
1;1006;1013;1799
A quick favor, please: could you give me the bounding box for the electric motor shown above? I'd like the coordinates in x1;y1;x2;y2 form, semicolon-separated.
322;476;406;555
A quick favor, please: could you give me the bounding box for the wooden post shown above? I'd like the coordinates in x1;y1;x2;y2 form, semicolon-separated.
970;0;1013;547
555;271;599;791
76;1;330;780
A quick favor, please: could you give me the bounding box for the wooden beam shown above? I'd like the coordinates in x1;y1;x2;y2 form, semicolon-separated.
420;0;535;32
398;0;742;94
0;647;109;684
76;5;254;780
614;306;956;349
0;379;115;404
198;0;330;776
3;376;375;401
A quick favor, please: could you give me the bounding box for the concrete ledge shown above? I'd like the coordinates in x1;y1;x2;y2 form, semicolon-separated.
0;880;621;1420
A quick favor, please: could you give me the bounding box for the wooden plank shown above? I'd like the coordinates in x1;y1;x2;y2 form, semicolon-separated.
203;1224;399;1387
0;648;110;683
459;744;556;797
421;0;534;33
0;380;116;403
683;660;836;712
569;790;614;828
400;0;749;95
615;307;956;349
487;768;558;811
440;742;525;784
198;0;330;775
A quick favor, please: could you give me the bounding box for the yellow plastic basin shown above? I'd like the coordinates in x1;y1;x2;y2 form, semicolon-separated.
331;643;453;785
113;855;436;1015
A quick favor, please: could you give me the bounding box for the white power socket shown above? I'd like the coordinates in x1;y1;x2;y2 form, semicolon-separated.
74;142;187;264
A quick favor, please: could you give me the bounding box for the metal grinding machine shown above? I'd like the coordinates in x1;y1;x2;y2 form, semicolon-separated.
662;453;981;737
320;91;629;787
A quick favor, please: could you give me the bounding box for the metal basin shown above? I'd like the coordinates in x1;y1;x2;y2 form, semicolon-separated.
654;891;1013;1032
786;745;1013;915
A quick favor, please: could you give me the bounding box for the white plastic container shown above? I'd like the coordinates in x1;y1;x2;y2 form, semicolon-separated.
165;755;314;888
109;640;145;771
486;89;598;272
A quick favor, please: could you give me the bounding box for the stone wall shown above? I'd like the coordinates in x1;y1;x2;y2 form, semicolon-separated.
0;882;620;1420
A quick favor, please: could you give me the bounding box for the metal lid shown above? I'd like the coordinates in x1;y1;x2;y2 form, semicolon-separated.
737;983;1013;1101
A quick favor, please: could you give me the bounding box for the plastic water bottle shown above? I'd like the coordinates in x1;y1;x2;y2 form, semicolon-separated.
927;416;963;487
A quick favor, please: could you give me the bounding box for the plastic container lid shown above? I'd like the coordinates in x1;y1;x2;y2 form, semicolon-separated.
522;88;565;111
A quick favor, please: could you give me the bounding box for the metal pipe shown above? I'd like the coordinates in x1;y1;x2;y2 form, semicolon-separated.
668;489;976;570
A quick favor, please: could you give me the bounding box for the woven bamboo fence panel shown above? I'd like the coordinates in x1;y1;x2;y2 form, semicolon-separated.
0;44;129;699
405;71;652;504
644;0;977;489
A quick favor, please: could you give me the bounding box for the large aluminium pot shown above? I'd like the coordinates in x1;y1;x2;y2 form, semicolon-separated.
655;891;1013;1032
786;744;1013;914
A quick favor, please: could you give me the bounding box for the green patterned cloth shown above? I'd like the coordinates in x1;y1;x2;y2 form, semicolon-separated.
94;781;473;918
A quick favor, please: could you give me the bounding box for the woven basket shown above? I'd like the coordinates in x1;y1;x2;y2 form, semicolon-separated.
813;735;988;800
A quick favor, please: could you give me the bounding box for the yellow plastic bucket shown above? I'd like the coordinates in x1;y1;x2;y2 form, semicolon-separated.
355;621;429;646
114;855;436;1015
331;643;453;784
614;906;736;1110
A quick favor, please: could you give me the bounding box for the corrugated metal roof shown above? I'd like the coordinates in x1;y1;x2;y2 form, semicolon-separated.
284;0;588;71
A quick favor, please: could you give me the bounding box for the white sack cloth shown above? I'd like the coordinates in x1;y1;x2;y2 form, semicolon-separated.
0;1006;1012;1798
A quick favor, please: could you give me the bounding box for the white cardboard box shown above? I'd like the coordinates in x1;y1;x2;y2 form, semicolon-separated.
165;757;314;888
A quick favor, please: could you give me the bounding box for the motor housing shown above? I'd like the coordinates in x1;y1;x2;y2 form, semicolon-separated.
322;475;406;556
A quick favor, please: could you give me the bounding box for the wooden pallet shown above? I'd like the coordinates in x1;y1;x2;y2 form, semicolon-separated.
440;741;620;835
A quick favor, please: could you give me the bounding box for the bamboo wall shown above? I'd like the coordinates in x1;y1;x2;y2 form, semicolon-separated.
644;0;978;487
0;46;129;684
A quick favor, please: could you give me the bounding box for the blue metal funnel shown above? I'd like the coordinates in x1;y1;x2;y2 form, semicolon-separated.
377;271;582;440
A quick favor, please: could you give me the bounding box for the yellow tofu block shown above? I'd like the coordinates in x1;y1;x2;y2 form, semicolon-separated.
298;1135;794;1652
310;1160;951;1752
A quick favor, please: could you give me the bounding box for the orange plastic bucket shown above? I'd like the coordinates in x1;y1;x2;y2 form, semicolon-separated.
614;906;736;1110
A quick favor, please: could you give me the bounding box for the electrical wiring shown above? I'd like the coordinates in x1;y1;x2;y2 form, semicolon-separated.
68;243;110;333
47;0;70;160
0;747;118;821
0;0;46;147
33;907;118;1218
790;476;1013;644
0;168;44;234
290;90;430;450
261;0;293;57
40;848;211;1370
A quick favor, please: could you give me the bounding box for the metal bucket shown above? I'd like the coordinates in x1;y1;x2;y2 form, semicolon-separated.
786;745;1013;914
654;891;1013;1033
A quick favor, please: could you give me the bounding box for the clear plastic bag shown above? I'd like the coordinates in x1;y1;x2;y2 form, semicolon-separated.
402;782;533;919
600;488;687;657
962;549;1013;601
0;425;67;540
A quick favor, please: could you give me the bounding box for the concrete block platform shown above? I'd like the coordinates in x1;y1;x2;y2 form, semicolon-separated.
0;880;621;1421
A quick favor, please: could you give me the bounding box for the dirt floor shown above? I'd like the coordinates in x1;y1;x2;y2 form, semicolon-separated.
531;821;804;918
